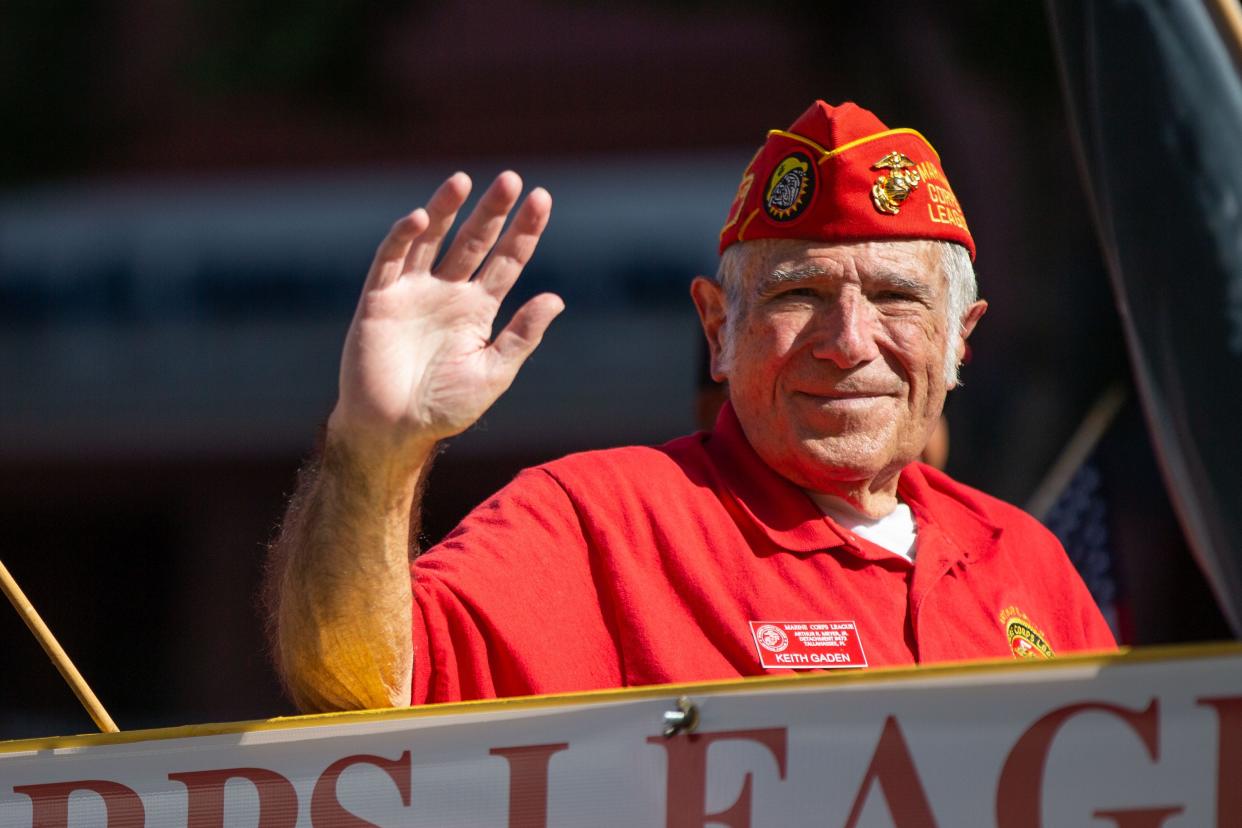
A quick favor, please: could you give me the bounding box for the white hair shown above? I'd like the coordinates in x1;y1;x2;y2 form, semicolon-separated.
939;241;977;385
714;239;977;385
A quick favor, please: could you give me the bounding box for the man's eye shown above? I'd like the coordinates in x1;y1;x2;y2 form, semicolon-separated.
781;287;818;298
874;291;917;303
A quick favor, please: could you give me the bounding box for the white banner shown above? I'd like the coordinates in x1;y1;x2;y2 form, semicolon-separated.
1;645;1239;827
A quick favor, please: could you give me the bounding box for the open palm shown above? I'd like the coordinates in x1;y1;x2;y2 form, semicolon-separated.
331;172;563;458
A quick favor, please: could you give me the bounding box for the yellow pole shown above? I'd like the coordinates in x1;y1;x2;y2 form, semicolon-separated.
0;558;119;733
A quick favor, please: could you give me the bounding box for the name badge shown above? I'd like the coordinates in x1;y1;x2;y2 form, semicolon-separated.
748;620;868;669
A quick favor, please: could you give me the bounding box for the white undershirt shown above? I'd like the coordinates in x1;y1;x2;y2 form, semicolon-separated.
807;493;919;563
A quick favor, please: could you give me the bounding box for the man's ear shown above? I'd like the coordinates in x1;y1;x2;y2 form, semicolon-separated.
690;276;729;382
950;299;988;386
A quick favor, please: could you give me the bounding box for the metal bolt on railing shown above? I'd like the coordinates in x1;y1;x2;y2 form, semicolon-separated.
661;696;700;737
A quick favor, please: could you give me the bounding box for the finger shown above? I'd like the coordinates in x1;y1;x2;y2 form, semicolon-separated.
434;171;524;282
404;172;472;275
490;293;565;370
475;186;552;301
365;209;430;290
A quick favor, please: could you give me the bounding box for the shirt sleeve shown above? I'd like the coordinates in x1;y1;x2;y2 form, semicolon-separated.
409;467;624;704
1076;576;1120;651
1041;530;1120;654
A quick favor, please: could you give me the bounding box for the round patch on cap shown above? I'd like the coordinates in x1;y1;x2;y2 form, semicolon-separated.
763;152;815;222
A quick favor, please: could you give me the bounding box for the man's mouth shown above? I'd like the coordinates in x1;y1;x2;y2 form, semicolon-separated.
793;389;895;400
792;391;895;412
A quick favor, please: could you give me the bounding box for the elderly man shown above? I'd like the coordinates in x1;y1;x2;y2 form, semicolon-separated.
267;101;1116;713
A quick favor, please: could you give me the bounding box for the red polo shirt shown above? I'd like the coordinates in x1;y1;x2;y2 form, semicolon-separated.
410;404;1115;703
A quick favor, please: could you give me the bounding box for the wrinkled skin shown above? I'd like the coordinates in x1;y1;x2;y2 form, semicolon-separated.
691;239;986;517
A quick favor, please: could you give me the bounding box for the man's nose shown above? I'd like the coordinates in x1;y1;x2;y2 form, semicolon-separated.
808;293;881;368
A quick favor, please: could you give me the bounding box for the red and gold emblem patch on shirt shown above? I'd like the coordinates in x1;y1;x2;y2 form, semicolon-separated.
999;606;1055;660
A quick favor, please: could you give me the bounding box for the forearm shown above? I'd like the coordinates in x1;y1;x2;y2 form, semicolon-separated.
266;431;432;712
264;172;557;711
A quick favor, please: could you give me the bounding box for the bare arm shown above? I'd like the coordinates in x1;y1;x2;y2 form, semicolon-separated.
265;172;562;712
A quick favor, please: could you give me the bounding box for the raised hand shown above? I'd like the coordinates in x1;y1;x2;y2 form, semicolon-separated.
267;171;564;712
328;171;564;464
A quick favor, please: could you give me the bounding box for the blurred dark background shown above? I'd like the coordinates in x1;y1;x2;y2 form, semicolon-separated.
0;1;1230;739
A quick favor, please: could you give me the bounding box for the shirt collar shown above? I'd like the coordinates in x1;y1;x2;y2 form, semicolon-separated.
897;462;1003;567
703;402;849;553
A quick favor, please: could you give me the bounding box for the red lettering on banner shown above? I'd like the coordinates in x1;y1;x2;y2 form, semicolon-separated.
310;751;411;827
1198;695;1242;827
841;716;939;827
997;700;1162;828
489;743;570;828
170;767;297;828
646;728;787;828
13;780;144;828
1091;806;1185;827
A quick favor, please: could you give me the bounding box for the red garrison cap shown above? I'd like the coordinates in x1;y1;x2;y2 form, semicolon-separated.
719;101;975;259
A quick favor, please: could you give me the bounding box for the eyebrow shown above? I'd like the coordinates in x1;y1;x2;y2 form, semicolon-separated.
871;270;936;301
756;265;936;302
756;265;830;294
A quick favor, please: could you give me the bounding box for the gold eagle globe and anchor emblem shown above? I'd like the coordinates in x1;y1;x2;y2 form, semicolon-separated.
870;151;922;215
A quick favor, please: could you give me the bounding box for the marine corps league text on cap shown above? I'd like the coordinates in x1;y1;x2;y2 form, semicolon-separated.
719;100;976;259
